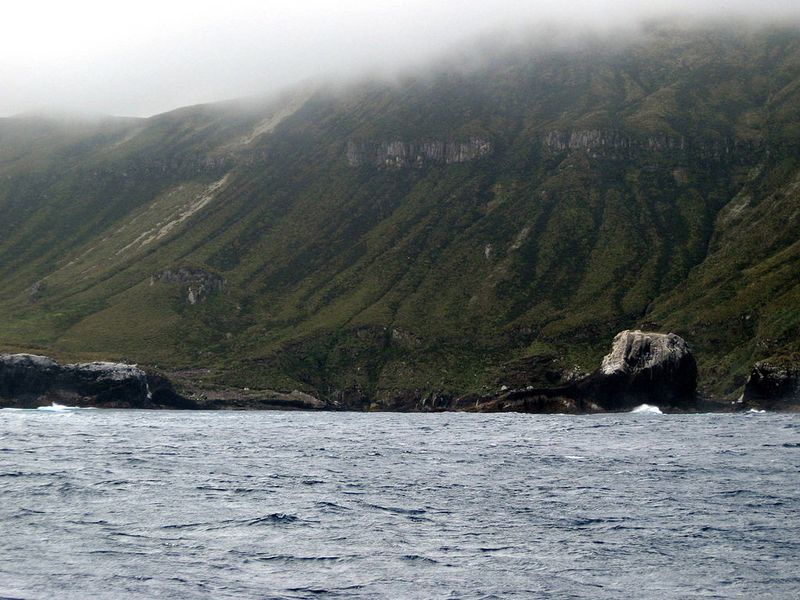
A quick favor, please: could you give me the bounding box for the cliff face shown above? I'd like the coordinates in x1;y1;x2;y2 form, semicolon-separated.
543;129;684;155
346;137;492;168
542;129;763;161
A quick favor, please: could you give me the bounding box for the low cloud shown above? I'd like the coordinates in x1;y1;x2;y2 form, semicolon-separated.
2;0;799;117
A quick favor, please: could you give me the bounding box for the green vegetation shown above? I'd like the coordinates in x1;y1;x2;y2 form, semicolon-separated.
1;23;798;402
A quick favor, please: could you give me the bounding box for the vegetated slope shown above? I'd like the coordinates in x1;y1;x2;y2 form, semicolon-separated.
0;22;798;404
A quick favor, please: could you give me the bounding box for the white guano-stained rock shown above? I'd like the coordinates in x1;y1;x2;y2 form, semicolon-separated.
0;353;59;370
601;330;691;376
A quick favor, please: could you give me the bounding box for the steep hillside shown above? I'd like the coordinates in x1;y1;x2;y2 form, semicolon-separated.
1;23;798;405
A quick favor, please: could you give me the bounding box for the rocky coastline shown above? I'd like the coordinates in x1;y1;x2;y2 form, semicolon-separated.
0;354;187;409
1;331;797;412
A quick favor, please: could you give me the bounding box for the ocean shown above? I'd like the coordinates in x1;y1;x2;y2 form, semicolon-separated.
1;407;798;599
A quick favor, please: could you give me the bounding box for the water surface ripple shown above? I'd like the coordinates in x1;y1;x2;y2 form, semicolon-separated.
1;410;798;599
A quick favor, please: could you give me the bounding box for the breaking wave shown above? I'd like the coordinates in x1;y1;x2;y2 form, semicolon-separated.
630;404;664;414
37;403;95;412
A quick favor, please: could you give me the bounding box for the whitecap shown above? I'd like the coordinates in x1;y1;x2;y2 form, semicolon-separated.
630;404;663;415
747;409;767;414
36;403;95;412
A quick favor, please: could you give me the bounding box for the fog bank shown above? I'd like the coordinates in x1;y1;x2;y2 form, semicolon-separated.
2;0;799;117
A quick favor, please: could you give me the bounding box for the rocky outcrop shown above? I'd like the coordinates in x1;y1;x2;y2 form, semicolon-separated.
542;129;763;162
0;354;167;408
587;330;698;410
0;353;333;410
188;388;327;410
29;280;46;303
454;391;598;414
151;267;225;304
344;130;761;169
450;330;698;413
543;129;684;156
346;137;492;168
740;362;800;411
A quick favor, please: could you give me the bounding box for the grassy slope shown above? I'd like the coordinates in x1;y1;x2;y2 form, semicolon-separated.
0;24;798;402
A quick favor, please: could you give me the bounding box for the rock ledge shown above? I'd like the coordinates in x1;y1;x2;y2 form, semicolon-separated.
0;354;182;408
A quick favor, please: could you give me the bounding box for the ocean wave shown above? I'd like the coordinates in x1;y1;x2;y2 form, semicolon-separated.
401;554;440;564
2;409;799;599
630;404;663;414
246;513;299;526
37;403;96;412
2;403;94;413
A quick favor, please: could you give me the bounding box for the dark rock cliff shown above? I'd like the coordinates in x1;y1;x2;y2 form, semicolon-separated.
0;353;332;410
0;354;184;408
740;362;800;411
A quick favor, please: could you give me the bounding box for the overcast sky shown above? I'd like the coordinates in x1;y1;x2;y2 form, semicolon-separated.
2;0;799;118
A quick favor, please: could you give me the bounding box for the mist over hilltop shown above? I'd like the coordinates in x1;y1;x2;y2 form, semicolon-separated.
3;0;800;117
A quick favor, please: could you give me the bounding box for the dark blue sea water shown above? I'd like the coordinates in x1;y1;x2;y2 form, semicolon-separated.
1;408;798;599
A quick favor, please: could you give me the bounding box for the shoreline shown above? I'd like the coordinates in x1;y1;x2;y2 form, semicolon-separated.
3;330;798;413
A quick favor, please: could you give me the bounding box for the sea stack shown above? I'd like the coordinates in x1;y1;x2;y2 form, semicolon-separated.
588;330;698;411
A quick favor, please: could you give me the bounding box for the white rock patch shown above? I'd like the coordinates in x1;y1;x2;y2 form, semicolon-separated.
601;330;689;376
116;174;229;255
